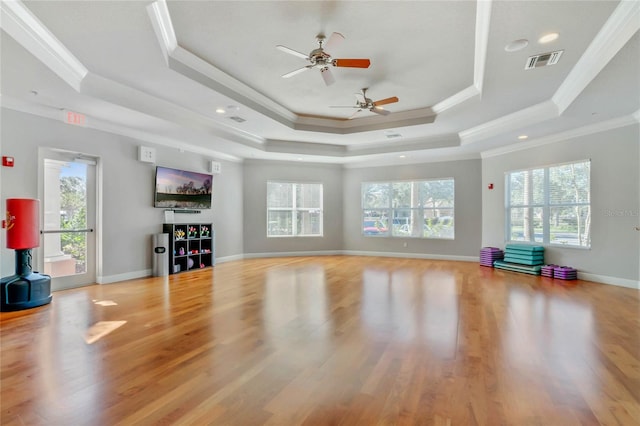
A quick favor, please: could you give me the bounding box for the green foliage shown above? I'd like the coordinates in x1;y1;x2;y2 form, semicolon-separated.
60;176;87;271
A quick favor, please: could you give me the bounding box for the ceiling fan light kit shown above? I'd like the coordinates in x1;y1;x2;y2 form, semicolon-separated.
277;32;371;86
330;88;400;119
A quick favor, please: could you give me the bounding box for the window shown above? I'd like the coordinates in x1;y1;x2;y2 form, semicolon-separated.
362;179;454;239
267;182;323;237
506;160;590;247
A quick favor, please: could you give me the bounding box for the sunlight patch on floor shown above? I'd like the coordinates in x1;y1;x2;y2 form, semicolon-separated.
84;321;127;344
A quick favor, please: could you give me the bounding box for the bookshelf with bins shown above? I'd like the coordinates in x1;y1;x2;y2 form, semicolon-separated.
163;223;215;274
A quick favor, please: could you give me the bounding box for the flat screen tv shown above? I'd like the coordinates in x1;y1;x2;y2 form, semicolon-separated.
154;166;212;209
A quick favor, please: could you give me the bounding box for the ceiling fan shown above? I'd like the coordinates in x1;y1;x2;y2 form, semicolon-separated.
330;88;399;119
277;32;371;86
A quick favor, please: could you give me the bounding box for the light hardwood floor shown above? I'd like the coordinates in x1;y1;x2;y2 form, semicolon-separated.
1;256;639;425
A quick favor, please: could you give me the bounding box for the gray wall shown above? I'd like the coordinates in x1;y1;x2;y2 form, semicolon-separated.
482;124;640;282
0;108;244;280
243;160;344;254
343;159;483;258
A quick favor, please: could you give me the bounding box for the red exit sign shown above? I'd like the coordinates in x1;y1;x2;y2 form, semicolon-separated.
62;109;87;127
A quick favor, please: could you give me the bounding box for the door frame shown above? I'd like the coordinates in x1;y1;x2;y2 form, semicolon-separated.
37;147;102;290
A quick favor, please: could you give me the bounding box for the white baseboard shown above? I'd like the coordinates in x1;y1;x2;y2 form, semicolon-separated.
341;250;480;262
97;269;151;284
215;254;245;264
243;250;343;259
578;272;639;290
95;257;639;291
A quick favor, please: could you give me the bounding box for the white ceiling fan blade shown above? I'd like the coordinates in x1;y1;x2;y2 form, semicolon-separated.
329;106;359;108
348;109;363;119
324;32;345;52
282;66;312;78
276;45;309;60
321;67;335;86
372;106;391;116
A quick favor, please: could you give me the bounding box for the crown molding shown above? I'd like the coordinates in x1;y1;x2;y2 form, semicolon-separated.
460;100;559;145
0;94;243;162
552;0;640;113
0;0;88;91
144;0;493;134
481;113;639;159
146;0;177;63
473;0;492;94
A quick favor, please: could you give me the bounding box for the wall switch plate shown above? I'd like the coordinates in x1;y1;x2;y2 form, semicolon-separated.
210;161;221;174
138;146;156;163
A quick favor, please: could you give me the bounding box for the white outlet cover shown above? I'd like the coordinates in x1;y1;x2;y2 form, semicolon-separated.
138;146;156;163
210;161;221;174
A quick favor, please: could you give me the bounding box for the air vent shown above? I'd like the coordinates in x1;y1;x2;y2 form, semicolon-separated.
525;50;563;69
228;116;246;123
386;133;402;139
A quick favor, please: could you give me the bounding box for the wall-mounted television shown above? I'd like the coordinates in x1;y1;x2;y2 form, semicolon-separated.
154;166;212;209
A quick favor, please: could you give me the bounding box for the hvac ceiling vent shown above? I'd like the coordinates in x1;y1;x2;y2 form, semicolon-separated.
386;133;402;139
525;50;563;70
228;116;246;123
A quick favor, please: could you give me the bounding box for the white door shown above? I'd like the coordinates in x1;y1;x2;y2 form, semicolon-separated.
39;150;97;291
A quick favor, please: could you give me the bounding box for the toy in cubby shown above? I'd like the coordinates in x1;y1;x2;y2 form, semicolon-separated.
200;225;210;237
174;229;186;240
179;247;185;256
188;226;199;238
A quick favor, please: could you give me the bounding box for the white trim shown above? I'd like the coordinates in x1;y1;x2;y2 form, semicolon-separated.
215;254;245;264
97;269;152;284
552;0;640;113
341;251;479;262
432;86;479;114
460;100;558;145
0;0;88;91
473;0;492;95
577;273;639;290
243;251;343;259
146;0;177;63
481;114;639;158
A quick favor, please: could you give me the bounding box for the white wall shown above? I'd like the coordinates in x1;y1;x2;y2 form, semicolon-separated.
0;108;244;280
3;108;637;287
342;159;483;259
482;124;640;285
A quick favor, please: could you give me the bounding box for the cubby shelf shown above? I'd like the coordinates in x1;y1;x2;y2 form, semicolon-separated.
163;223;215;275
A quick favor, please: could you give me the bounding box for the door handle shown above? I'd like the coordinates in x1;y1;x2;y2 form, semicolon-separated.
41;229;94;234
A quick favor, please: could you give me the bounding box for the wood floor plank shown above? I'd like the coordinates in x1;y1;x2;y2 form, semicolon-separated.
1;256;638;425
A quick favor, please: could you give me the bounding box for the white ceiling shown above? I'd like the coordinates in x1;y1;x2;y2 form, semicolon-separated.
1;0;638;166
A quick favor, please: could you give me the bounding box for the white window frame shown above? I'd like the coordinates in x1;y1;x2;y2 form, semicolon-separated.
505;159;591;248
267;181;323;237
361;178;455;239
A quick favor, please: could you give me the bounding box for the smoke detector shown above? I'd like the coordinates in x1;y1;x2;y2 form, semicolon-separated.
525;50;563;69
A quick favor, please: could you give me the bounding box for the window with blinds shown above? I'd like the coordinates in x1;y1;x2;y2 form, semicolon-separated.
267;182;323;237
505;160;591;247
362;178;455;239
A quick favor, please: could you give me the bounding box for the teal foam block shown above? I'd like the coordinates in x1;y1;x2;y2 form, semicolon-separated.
503;252;545;261
503;256;544;266
505;244;545;254
493;260;542;275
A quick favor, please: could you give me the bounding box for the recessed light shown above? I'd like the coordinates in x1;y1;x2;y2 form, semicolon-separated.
538;33;559;44
518;135;528;140
505;39;529;52
399;155;406;159
215;108;226;114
